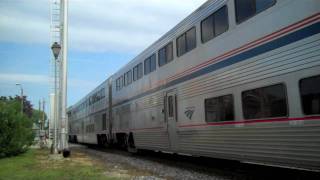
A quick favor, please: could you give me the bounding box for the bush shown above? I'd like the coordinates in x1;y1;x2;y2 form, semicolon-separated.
0;98;35;158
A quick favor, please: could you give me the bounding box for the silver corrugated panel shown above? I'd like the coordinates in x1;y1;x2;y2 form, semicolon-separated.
134;131;170;150
177;121;320;170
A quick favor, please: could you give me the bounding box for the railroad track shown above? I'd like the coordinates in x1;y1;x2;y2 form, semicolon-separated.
71;144;320;180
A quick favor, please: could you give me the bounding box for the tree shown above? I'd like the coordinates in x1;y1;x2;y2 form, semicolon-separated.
0;96;35;158
13;95;33;118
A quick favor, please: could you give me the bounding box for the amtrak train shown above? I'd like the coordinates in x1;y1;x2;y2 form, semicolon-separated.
68;0;320;171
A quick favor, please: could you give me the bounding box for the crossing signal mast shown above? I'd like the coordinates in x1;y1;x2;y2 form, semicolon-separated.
50;0;70;157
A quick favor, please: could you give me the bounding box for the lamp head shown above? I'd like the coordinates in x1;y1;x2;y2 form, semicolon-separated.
51;42;61;59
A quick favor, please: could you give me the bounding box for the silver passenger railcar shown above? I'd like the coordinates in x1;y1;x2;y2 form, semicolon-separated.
68;78;111;145
68;0;320;170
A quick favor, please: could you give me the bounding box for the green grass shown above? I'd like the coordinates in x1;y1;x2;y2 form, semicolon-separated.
0;149;117;180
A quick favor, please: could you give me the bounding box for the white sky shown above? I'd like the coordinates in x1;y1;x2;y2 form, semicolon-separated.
0;0;208;107
0;0;208;53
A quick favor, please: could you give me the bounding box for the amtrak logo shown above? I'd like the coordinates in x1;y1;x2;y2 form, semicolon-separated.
184;107;195;120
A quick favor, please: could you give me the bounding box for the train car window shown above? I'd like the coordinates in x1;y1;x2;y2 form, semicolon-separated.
119;76;123;90
144;54;156;75
116;79;118;91
177;27;196;57
166;42;173;63
133;63;143;81
186;27;196;52
159;48;166;66
137;63;143;79
214;6;228;37
159;42;173;67
201;6;228;43
133;66;138;81
235;0;276;23
125;70;132;85
201;15;214;43
144;58;150;75
299;75;320;115
205;94;234;122
177;34;186;57
123;73;127;86
128;70;132;84
116;78;120;91
242;84;287;119
150;54;156;73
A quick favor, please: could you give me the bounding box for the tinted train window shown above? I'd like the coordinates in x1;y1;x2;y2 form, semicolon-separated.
201;6;228;43
177;27;196;57
133;63;143;81
177;34;186;56
119;76;123;89
159;42;173;67
242;84;287;119
186;27;196;51
124;70;132;86
300;75;320;115
133;66;138;81
235;0;276;23
123;73;127;86
144;58;150;75
116;79;118;91
137;63;143;79
128;71;132;85
144;54;156;75
150;55;156;72
205;94;234;122
116;77;121;91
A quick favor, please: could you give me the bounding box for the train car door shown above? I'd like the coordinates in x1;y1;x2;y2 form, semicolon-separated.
165;90;178;150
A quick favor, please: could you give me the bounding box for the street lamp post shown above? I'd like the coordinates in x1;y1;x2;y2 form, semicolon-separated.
51;42;61;154
15;83;23;114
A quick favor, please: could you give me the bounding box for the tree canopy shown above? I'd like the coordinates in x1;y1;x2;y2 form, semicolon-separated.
0;96;46;158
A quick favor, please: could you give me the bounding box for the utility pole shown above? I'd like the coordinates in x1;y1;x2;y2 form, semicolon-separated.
60;0;70;157
42;99;46;132
15;83;23;114
39;100;42;147
49;93;57;153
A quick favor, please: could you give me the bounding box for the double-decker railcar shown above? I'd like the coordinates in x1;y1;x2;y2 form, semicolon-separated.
68;78;112;144
68;0;320;170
